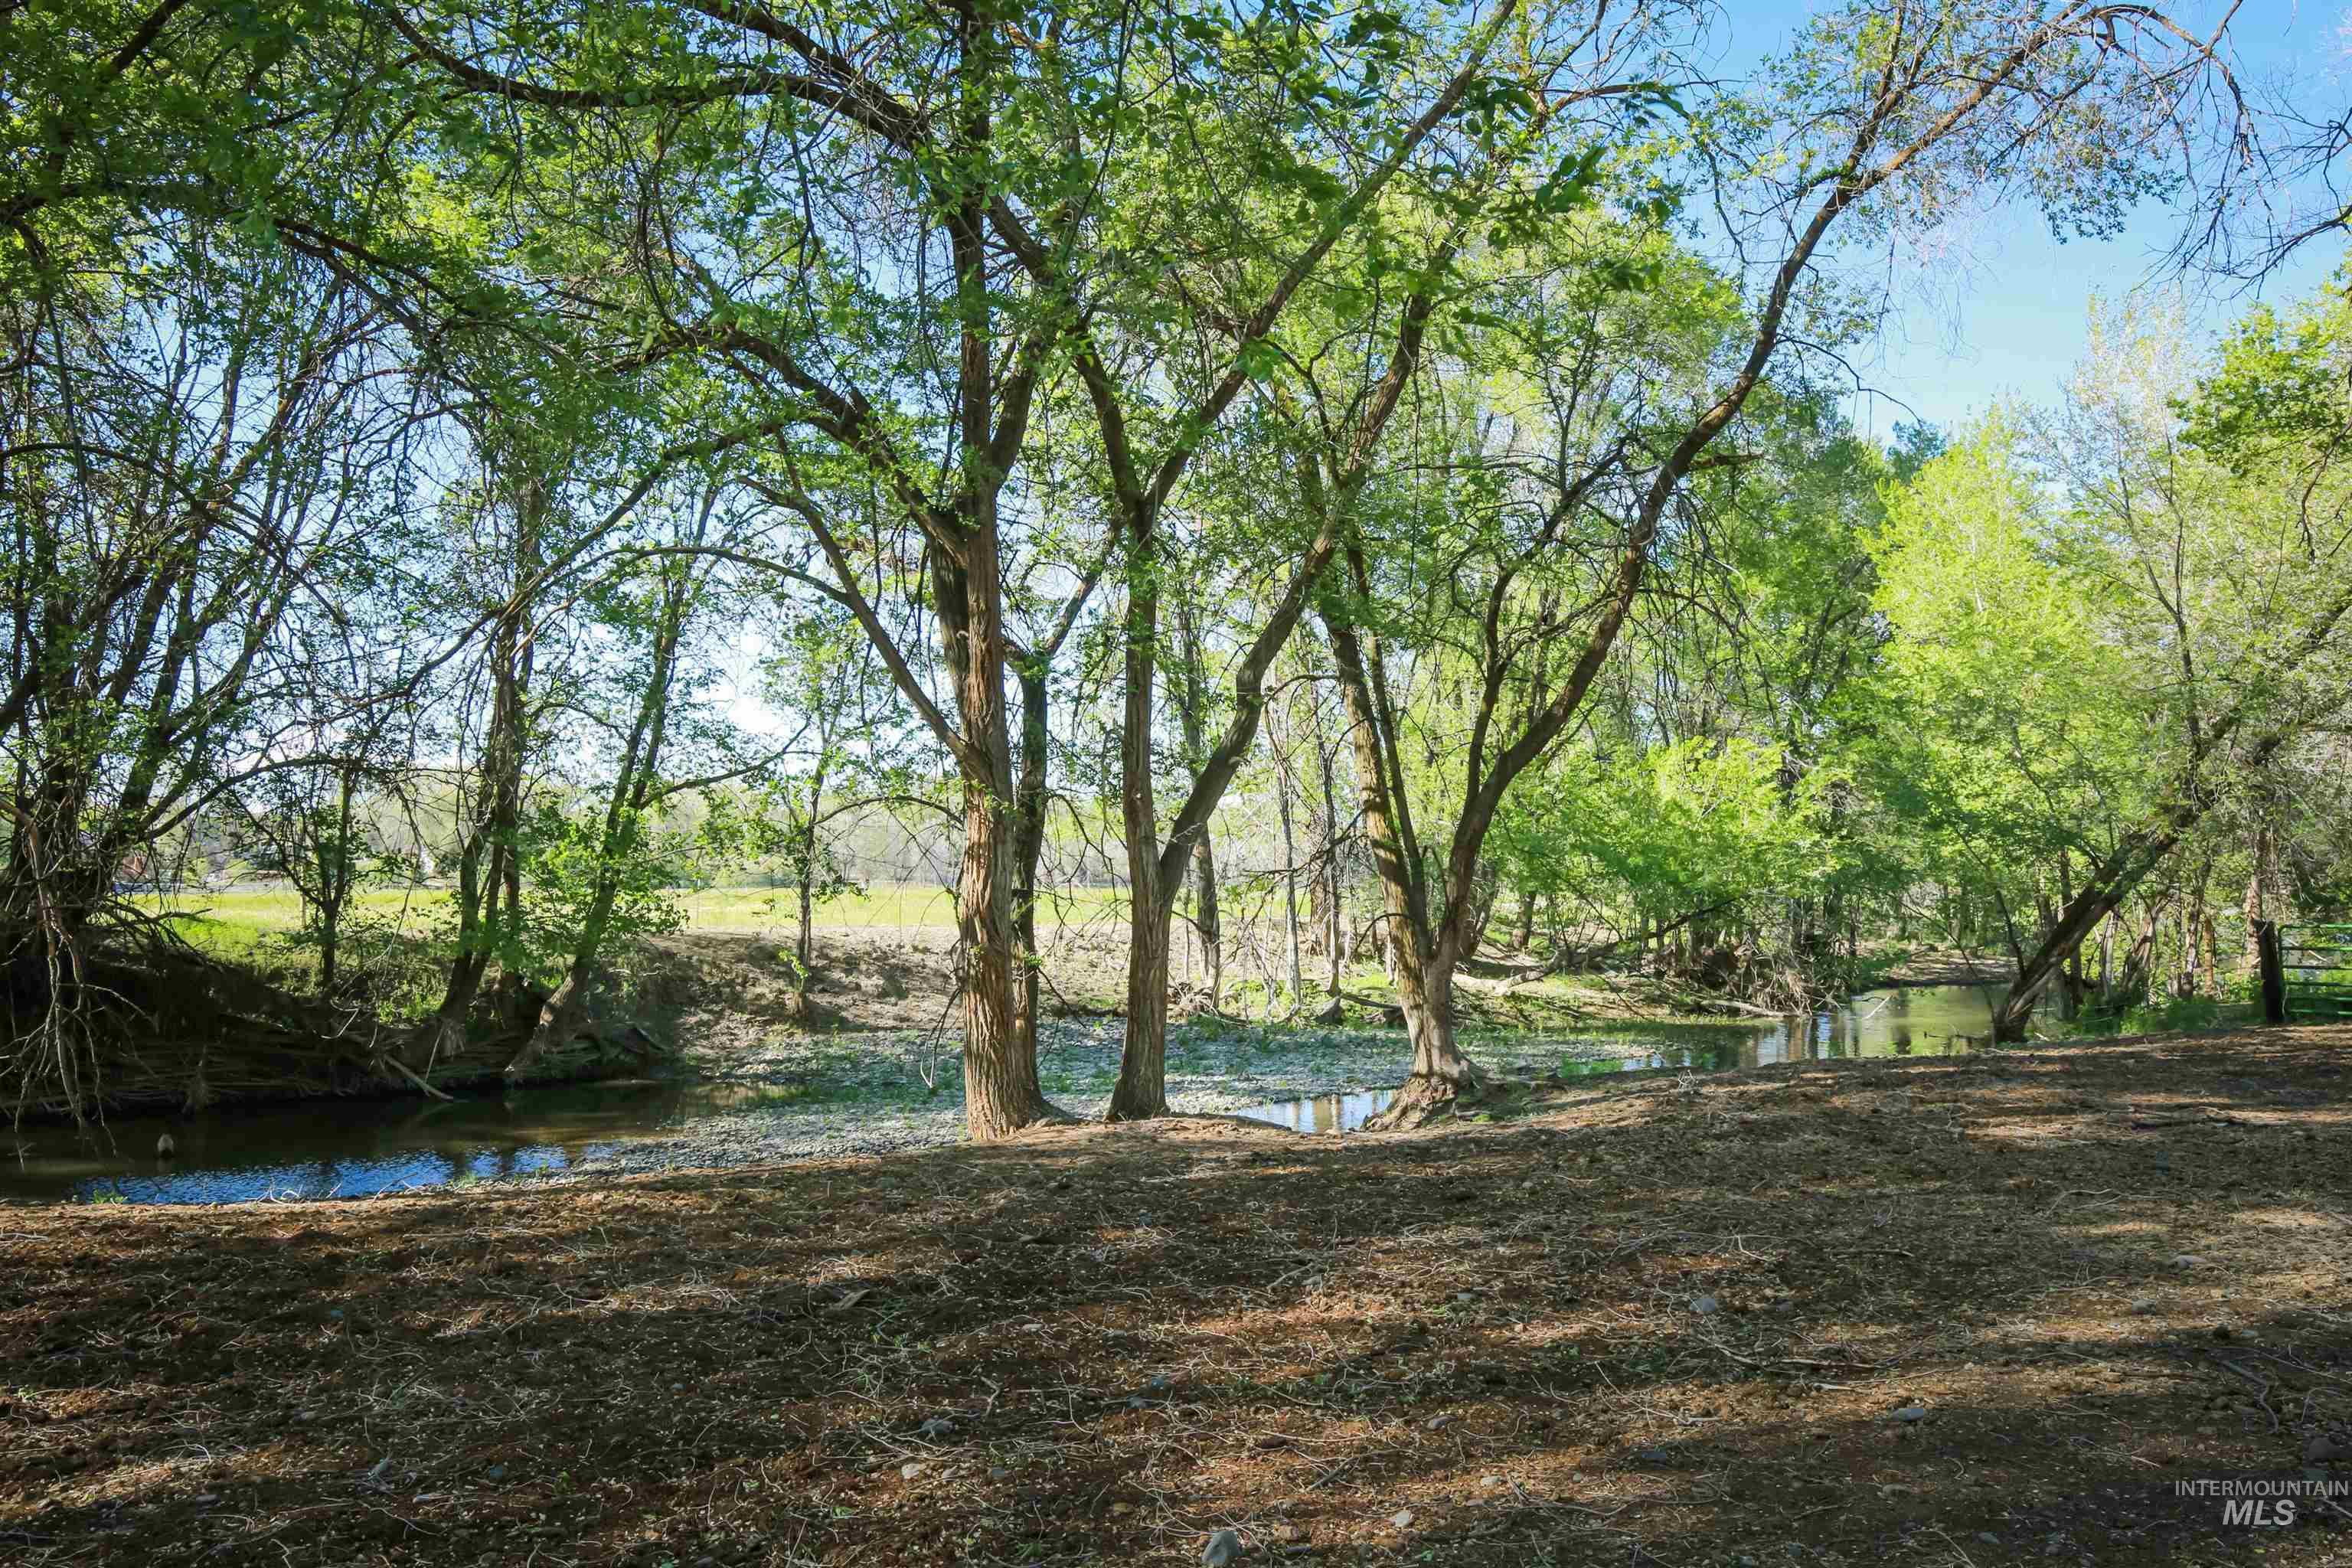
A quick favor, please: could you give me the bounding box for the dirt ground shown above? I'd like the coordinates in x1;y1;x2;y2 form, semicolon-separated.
3;1024;2347;1566
649;923;1140;1054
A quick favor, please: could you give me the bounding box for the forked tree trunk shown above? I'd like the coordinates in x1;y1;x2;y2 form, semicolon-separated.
938;534;1061;1140
1387;934;1477;1118
416;586;532;1069
1322;607;1481;1122
958;787;1055;1138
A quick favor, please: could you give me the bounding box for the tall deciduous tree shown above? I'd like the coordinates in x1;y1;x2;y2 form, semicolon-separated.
1322;0;2252;1118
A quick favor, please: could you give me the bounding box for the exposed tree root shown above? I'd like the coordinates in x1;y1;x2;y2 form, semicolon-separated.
1361;1063;1485;1131
2;936;665;1124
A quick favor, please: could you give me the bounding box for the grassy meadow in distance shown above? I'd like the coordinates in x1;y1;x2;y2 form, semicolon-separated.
139;880;1124;956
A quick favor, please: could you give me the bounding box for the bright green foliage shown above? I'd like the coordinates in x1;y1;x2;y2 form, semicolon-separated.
1491;738;1832;935
1860;420;2154;891
511;800;693;980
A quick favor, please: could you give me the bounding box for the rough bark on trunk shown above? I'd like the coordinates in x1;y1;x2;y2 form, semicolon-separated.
958;783;1056;1138
1012;666;1050;1053
1321;601;1481;1119
1276;737;1303;1011
418;567;534;1069
1169;612;1221;1014
938;529;1061;1140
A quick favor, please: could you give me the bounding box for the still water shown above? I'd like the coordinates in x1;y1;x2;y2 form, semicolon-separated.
4;985;2011;1204
0;1079;793;1206
1236;982;2009;1133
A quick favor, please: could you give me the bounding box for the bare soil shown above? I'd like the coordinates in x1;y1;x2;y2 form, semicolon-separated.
648;923;1868;1057
651;923;1139;1058
3;1024;2347;1566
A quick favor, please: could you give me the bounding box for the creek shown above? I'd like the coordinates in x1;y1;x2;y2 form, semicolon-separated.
2;984;2014;1204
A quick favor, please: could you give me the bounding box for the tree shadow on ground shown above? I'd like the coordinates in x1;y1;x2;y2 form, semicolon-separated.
2;1025;2347;1565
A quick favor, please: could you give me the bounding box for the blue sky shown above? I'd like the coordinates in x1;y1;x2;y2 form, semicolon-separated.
1714;0;2347;439
1836;214;2341;441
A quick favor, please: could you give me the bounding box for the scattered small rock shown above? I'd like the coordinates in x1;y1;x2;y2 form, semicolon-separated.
481;1464;506;1483
899;1462;927;1481
1891;1406;1928;1423
1480;1474;1504;1488
2127;1297;2161;1315
988;1466;1011;1481
1147;1375;1172;1393
1424;1414;1452;1432
1201;1528;1243;1566
2308;1434;2344;1463
918;1416;956;1439
2169;1253;2206;1268
1978;1535;1999;1547
1272;1523;1307;1544
1633;1447;1676;1464
1691;1295;1720;1315
1389;1509;1416;1530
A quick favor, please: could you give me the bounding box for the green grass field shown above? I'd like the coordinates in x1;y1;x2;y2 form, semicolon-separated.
136;880;1124;956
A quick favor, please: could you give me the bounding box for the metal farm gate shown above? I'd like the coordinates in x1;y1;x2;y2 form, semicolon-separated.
2273;921;2352;1021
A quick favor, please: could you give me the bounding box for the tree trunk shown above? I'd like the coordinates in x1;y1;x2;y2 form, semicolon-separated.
795;838;815;1014
416;590;531;1068
2254;919;2286;1023
1319;741;1344;995
509;547;696;1080
1167;617;1221;1017
1194;831;1221;1013
939;533;1061;1141
958;785;1057;1137
1995;583;2350;1037
1321;603;1481;1119
2117;900;2160;1007
2054;850;2079;1019
2107;907;2126;1006
1109;574;1173;1120
1277;744;1302;1012
1012;665;1050;1053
